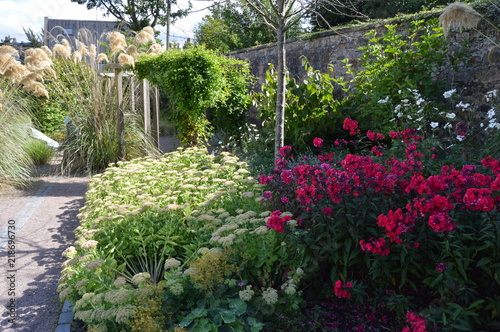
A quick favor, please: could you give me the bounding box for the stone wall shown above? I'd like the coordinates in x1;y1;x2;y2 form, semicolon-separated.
228;14;500;105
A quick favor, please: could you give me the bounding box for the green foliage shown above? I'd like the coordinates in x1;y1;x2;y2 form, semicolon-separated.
31;99;67;137
308;0;450;30
194;0;304;52
136;47;253;146
342;19;451;133
23;138;55;166
208;57;253;143
253;57;343;152
0;80;34;186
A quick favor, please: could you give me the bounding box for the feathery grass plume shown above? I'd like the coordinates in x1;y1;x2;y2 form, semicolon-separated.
0;45;18;57
0;79;36;187
24;48;53;71
133;30;155;45
118;53;135;67
439;3;482;37
72;50;83;63
0;46;18;73
53;43;71;59
142;26;154;37
41;45;52;57
89;44;97;60
97;53;109;63
3;62;27;82
61;38;72;52
20;72;43;86
126;45;139;59
77;40;90;57
107;31;127;56
148;43;163;55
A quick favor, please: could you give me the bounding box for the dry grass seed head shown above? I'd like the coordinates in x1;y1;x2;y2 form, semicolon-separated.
118;53;135;67
3;63;27;82
148;43;163;55
133;30;155;45
126;45;139;58
97;53;109;63
53;44;71;59
77;40;90;57
41;46;52;57
107;31;127;56
439;3;482;37
72;50;83;63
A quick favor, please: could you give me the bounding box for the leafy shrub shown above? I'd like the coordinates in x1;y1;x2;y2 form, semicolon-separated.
342;19;453;133
136;47;253;146
253;57;343;152
258;119;500;330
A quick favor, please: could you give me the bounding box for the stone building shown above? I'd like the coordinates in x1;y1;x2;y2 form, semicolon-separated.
43;17;117;49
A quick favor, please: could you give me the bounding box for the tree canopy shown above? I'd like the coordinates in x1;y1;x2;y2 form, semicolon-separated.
70;0;190;31
308;0;450;30
194;0;304;53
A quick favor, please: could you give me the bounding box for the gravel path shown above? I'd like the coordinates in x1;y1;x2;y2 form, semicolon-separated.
0;176;89;331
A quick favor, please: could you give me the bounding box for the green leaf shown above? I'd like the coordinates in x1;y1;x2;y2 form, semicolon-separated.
220;310;236;324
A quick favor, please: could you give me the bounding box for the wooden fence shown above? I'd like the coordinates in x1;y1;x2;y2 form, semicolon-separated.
108;66;160;159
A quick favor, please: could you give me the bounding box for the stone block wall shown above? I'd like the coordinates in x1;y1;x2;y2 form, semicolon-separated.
228;15;499;106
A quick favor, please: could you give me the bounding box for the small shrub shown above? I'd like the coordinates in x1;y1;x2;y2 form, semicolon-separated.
342;19;453;133
23;138;55;166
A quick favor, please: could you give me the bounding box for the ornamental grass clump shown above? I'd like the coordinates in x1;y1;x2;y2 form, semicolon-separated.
259;118;500;330
41;26;163;174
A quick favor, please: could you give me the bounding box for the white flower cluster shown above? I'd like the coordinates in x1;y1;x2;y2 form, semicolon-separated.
262;287;279;305
166;279;184;296
164;258;182;270
239;285;255;301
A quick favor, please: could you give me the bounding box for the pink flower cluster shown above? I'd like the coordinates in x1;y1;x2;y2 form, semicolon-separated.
266;210;292;233
260;121;499;255
334;280;353;298
343;118;361;135
359;237;390;256
402;311;427;332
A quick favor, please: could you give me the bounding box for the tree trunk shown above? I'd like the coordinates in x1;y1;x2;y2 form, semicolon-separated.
274;26;286;159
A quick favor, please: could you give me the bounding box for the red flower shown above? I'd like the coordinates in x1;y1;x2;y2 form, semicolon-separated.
279;145;292;158
280;169;293;184
435;262;448;272
343;118;360;135
334;280;352;298
266;210;292;233
313;137;324;147
322;206;333;217
428;213;455;232
463;188;495;211
367;130;385;141
403;311;427;332
259;174;273;184
359;237;390;256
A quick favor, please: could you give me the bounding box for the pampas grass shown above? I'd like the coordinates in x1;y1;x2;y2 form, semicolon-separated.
0;81;35;186
439;3;482;37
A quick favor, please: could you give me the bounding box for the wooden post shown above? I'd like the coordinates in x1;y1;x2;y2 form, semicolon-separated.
142;79;151;136
115;67;125;160
152;86;160;149
130;75;136;116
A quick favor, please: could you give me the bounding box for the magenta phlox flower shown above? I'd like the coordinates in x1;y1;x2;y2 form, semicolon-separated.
313;137;324;147
334;280;353;298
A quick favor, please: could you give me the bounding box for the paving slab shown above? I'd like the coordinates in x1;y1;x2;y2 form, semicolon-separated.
0;176;88;332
